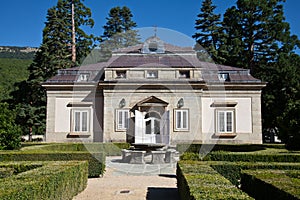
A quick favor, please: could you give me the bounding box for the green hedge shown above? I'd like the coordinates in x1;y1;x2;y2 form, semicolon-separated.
0;151;105;177
180;151;300;163
205;151;300;162
176;143;267;153
0;168;14;179
241;170;300;200
177;161;253;200
24;143;130;156
0;162;43;178
0;161;88;200
210;161;300;186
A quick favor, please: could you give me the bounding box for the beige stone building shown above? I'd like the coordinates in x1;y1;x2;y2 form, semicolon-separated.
43;37;266;144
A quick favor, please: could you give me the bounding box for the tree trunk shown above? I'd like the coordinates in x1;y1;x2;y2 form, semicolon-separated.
71;1;76;63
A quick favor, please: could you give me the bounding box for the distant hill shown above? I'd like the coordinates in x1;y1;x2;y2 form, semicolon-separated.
0;46;34;101
0;46;38;59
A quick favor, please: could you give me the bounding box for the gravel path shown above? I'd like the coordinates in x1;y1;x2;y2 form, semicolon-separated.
73;156;180;200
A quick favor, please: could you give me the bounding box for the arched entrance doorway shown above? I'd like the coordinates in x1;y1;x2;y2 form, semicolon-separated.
133;96;170;144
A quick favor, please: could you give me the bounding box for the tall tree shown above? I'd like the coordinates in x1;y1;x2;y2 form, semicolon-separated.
100;6;140;55
222;0;296;71
0;103;21;150
220;0;300;148
12;0;95;135
192;0;224;63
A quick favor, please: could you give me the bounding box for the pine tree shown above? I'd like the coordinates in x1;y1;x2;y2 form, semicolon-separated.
192;0;224;63
220;0;300;148
222;0;294;71
0;103;21;150
12;0;95;135
100;6;140;54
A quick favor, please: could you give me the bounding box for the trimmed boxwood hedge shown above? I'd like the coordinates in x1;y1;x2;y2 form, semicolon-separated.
0;162;43;179
0;168;14;179
210;161;300;186
0;161;88;200
241;170;300;200
180;151;300;163
205;151;300;162
23;143;130;156
0;151;105;177
177;161;253;200
176;143;268;153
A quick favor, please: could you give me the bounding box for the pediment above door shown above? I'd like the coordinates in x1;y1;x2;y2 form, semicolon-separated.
136;96;169;107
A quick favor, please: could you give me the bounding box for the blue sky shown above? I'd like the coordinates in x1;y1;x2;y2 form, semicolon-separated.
0;0;299;52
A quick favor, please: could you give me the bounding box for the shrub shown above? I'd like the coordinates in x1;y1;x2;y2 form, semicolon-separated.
241;169;300;200
0;103;22;150
0;161;88;200
177;161;253;200
0;151;105;177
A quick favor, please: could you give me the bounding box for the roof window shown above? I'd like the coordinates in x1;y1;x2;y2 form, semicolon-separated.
218;73;230;82
78;73;90;82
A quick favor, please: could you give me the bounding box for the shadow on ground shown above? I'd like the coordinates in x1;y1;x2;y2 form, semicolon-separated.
146;187;180;200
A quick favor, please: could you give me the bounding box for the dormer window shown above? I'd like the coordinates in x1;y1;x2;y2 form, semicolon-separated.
142;36;165;54
146;70;158;79
179;70;190;79
78;73;90;82
116;70;126;79
218;73;230;82
149;42;158;52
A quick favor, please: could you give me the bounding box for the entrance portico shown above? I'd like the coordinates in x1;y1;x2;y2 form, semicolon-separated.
133;96;170;145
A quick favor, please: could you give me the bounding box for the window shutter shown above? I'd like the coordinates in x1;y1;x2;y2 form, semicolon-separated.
116;110;129;131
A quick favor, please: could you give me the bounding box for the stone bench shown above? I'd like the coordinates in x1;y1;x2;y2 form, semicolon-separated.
151;150;166;164
165;149;177;163
130;150;146;164
121;149;132;163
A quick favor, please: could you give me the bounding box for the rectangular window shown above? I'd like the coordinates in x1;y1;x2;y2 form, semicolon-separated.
217;110;234;133
179;70;190;78
146;70;158;79
116;109;129;131
73;110;89;132
116;70;126;79
175;109;189;131
78;73;90;82
218;73;229;82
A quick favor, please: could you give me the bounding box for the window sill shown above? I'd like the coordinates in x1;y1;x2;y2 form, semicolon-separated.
68;132;91;136
115;129;127;132
214;133;237;138
174;129;189;132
